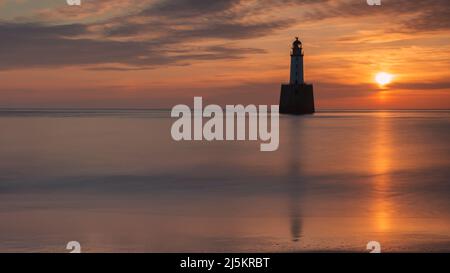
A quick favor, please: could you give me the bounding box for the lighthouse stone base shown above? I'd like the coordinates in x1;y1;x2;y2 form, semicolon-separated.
279;84;315;115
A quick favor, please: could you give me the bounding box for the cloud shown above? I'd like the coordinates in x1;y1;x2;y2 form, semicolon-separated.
1;0;448;71
102;0;291;39
0;0;297;70
391;81;450;90
302;0;450;33
0;22;267;70
104;19;288;40
140;0;238;18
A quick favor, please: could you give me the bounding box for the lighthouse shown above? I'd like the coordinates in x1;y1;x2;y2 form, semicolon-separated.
290;37;304;84
279;37;315;115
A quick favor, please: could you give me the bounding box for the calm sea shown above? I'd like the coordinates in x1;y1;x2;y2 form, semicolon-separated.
0;110;449;252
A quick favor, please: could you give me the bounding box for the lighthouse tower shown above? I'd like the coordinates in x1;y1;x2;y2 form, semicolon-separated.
279;37;315;114
290;37;304;84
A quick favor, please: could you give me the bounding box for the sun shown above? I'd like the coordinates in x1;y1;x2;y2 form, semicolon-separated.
375;72;393;87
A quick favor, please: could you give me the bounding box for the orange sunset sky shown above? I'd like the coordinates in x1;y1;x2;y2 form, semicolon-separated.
0;0;449;109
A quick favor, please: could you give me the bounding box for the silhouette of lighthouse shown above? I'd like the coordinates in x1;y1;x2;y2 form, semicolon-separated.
290;37;304;84
280;37;315;114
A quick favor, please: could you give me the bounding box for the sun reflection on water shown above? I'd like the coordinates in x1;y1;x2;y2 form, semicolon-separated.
372;112;393;232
